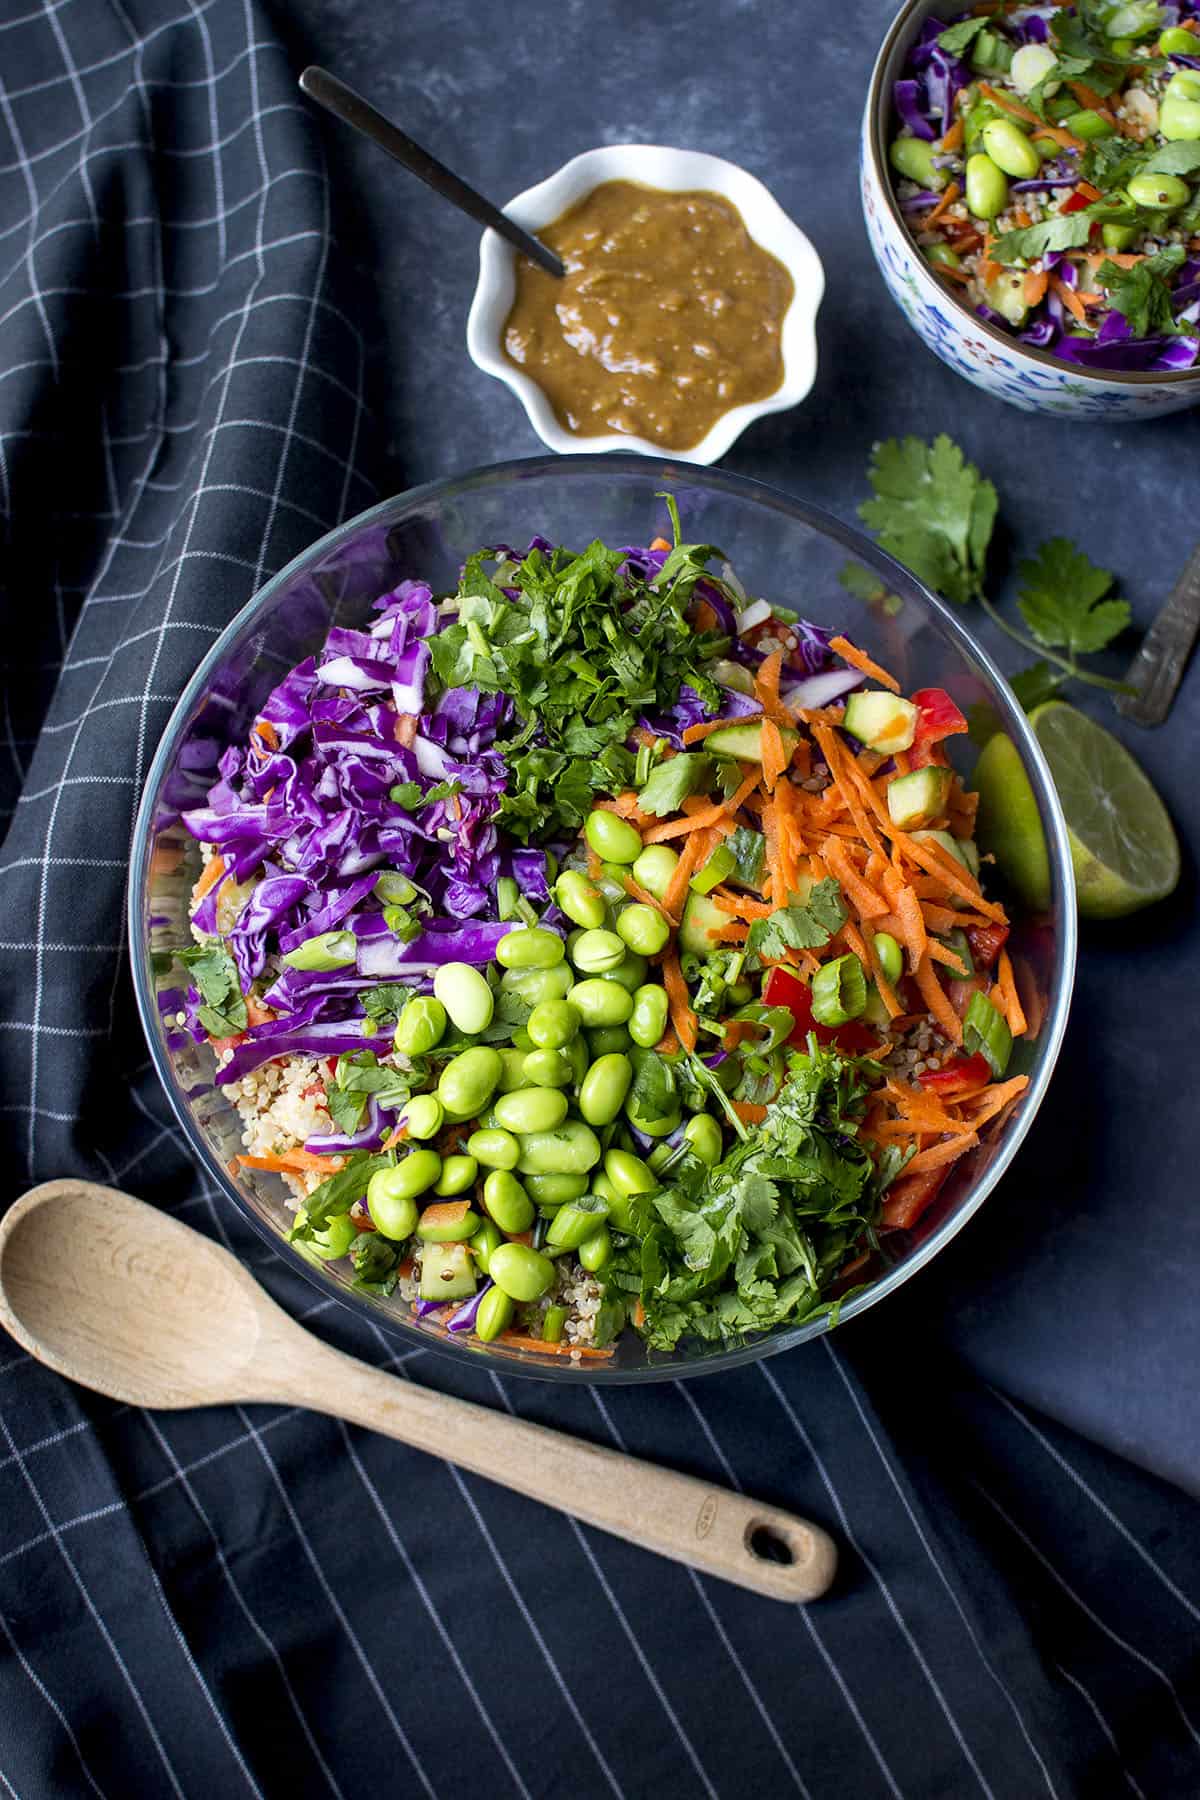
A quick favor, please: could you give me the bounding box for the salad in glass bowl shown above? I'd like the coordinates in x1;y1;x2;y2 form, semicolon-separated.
156;501;1040;1365
889;2;1200;371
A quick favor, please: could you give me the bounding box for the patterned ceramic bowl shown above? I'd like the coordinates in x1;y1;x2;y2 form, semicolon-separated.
862;0;1200;420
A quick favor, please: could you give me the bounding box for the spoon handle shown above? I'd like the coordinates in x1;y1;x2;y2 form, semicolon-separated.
262;1329;836;1603
298;66;566;279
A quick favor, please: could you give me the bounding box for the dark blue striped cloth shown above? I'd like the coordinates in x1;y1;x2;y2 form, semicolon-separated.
1;5;1198;1797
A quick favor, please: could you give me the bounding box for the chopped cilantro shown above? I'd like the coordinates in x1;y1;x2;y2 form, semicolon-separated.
175;941;247;1037
637;752;712;818
1096;245;1188;339
987;214;1094;269
746;877;846;960
935;16;988;55
1016;540;1130;657
388;778;463;811
856;435;997;608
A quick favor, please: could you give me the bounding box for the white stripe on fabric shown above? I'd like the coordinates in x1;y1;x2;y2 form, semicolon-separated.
0;1605;107;1800
676;1380;904;1800
974;1483;1200;1753
0;1416;186;1797
760;1363;994;1797
140;1412;346;1800
1054;1662;1146;1800
822;1346;1059;1799
591;1389;812;1798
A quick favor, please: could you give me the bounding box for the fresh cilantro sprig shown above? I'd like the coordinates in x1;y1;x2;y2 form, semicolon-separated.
637;751;712;818
174;942;247;1037
854;435;1134;702
1096;245;1188;339
746;877;846;960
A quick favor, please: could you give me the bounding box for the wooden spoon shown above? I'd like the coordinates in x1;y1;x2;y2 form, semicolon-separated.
0;1182;836;1603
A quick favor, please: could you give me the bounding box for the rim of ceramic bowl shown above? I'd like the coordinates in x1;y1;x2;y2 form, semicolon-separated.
465;144;825;463
866;0;1199;386
129;453;1077;1383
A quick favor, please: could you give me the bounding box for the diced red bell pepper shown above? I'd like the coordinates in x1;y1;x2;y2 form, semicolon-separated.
881;1166;950;1231
1058;189;1091;214
209;1032;246;1055
762;965;879;1055
909;688;968;770
966;922;1009;970
918;1052;991;1094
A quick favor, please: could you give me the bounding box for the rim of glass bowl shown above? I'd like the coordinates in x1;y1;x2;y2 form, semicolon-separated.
128;453;1077;1384
866;0;1200;387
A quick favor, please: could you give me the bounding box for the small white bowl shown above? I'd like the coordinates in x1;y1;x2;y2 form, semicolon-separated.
466;143;825;464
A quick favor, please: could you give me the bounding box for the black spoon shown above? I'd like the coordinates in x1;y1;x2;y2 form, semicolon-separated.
298;66;565;279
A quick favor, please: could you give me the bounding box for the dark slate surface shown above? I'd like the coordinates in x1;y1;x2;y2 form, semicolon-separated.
276;0;1200;1495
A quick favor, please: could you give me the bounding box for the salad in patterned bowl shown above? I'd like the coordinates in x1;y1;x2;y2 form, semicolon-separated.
888;1;1200;371
160;511;1035;1364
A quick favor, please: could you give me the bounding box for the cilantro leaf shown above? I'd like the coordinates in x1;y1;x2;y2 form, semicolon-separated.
175;941;247;1036
1009;662;1065;713
1016;539;1131;656
1096;244;1188;338
350;1233;402;1296
637;752;712;818
388;778;463;812
297;1152;390;1231
746;877;846;960
857;435;997;608
936;16;988;54
725;825;766;891
987;214;1094;268
1143;142;1200;178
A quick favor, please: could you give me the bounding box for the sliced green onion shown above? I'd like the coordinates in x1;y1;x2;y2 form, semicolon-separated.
496;876;521;921
383;905;420;943
963;991;1012;1077
280;929;358;972
515;896;540;928
811;954;867;1027
939;929;974;980
690;843;736;896
374;871;418;906
542;1304;568;1343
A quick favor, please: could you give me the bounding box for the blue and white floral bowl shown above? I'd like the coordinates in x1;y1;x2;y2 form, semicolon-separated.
862;0;1200;421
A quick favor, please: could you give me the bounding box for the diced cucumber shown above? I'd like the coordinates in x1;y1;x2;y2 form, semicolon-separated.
887;765;952;830
861;982;891;1029
705;721;800;764
983;267;1030;328
679;891;727;957
842;690;918;754
418;1241;478;1302
911;830;981;908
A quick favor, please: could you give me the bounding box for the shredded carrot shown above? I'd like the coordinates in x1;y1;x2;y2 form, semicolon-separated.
1067;82;1111;117
913;952;963;1046
905;1132;980;1175
1051;275;1088;326
193;852;227;901
596;793;653;828
394;712;418;748
236;1149;344;1175
681;711;763;745
928;939;972;973
150;841;184;878
895;833;1007;921
960;1074;1029;1126
925;181;961;229
621;873;679;927
654;1029;680;1056
714;921;750;943
761;719;787;793
660;832;707;917
851;921;903;1020
980;82;1084;149
642;767;760;843
732;1102;768;1125
649;536;672;552
1074;179;1102;203
1012;204;1033;230
827;634;900;694
884;871;929;974
1012;954;1044;1042
882;1080;973;1135
940;117;964;152
253;717;280;751
711;888;773;919
662;950;699;1053
496;1333;615;1359
994;950;1028;1038
753;650;790;722
1023;270;1049;307
381;1123;409;1151
632;1299;646;1329
822;838;889;920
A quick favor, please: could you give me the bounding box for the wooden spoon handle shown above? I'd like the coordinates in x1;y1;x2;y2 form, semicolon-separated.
267;1334;836;1603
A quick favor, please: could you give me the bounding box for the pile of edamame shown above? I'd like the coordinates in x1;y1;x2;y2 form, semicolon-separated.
889;10;1200;359
344;810;724;1347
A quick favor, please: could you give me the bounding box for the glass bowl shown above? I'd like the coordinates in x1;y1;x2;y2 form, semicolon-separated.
129;455;1076;1383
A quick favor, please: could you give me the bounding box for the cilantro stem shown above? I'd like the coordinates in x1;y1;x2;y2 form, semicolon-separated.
686;1050;748;1142
975;596;1135;695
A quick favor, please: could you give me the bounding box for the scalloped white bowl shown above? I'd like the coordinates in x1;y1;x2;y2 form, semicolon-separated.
466;144;825;464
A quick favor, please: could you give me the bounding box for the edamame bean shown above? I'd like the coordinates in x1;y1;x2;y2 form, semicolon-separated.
497;1048;529;1093
1064;108;1115;140
526;999;581;1050
599;952;649;994
628;984;669;1049
499;963;575;1005
296;1210;357;1261
1161;91;1200;139
1102;221;1138;250
965;152;1009;220
364;1174;418;1239
554;870;607;930
1167;70;1200;99
515;1120;602;1176
467;1128;521;1170
470;1216;504;1272
432;961;495;1034
578;1053;634;1127
401;1094;443;1140
546;1197;610;1250
888;135;946;189
981;118;1040;178
522;1047;573;1089
493;1087;570;1134
927;243;963;270
727;981;753;1007
591;1171;618;1206
604;1148;659;1197
584;808;642;864
511;1029;535;1052
588;1025;632;1057
683;1113;723;1166
393;995;447;1056
631;844;679;899
1126;169;1191;208
483;1169;535;1234
570;928;626;974
616;903;669;956
525;1173;589;1203
578;1226;613;1273
569;978;634;1027
873;931;904;988
474;1285;514;1341
566;1036;589;1085
1160;25;1200;54
488;1242;556;1303
437;1046;503;1118
434;1154;479;1197
625;1103;681;1140
376;1150;442;1209
495;926;565;970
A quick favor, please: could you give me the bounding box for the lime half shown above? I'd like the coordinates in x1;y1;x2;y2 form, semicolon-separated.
973;728;1052;912
1030;701;1180;920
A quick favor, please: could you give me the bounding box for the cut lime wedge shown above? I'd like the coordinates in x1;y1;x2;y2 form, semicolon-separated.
1030;701;1180;920
973;729;1051;912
